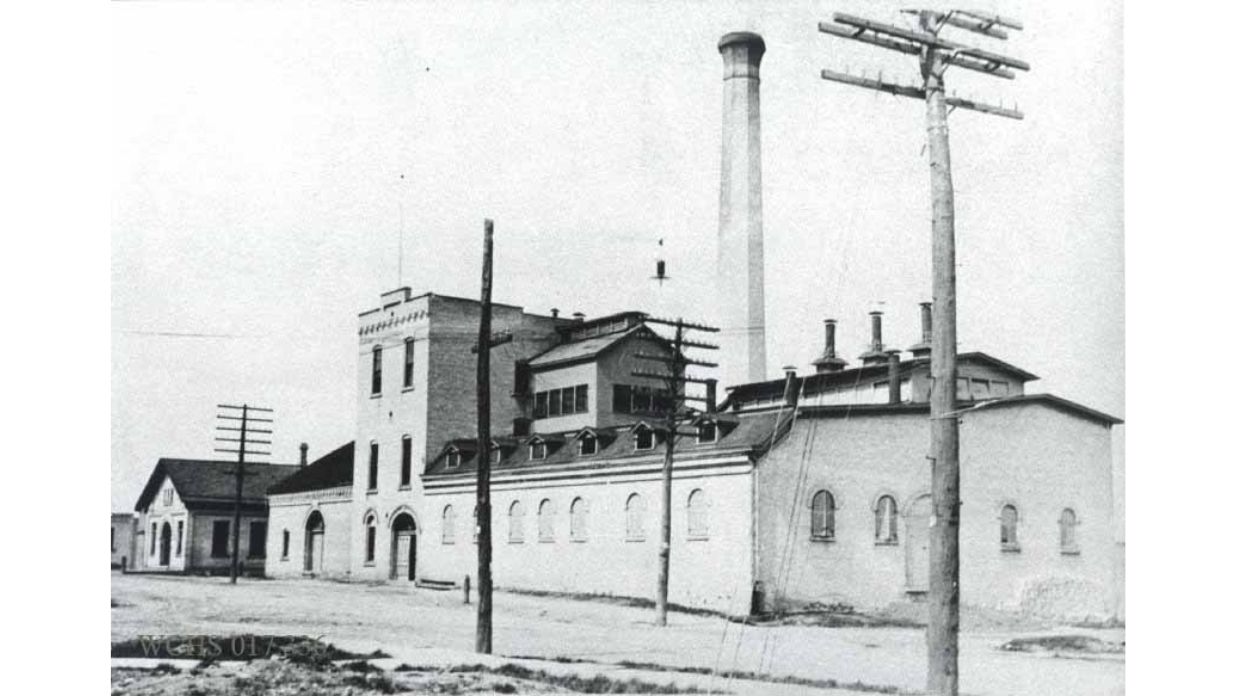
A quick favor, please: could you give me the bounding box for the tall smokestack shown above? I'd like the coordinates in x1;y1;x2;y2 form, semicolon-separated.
717;31;767;391
811;318;848;373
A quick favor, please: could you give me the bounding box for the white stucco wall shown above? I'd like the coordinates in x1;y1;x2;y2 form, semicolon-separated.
267;487;354;579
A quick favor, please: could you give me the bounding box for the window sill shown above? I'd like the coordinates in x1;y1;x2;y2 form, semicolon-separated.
280;557;289;562
1061;548;1081;556
875;540;899;547
366;489;378;495
538;539;555;544
402;386;415;393
398;485;412;491
509;539;524;544
687;535;709;541
570;537;588;543
370;393;382;399
443;540;455;545
626;537;646;543
363;561;375;567
1001;545;1021;554
810;535;836;543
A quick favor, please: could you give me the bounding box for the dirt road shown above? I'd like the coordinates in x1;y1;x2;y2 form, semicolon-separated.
111;573;1122;695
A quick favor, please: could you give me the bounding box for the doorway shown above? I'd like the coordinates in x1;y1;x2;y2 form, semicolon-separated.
158;522;172;567
304;511;325;574
390;513;417;581
905;495;932;593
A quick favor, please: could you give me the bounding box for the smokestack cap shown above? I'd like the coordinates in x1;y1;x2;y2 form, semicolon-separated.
718;31;766;79
718;31;766;54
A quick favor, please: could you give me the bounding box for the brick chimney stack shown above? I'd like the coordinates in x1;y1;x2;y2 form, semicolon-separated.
859;311;893;366
716;31;768;391
299;442;309;468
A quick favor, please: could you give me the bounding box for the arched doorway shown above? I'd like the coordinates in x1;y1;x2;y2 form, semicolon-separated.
304;511;325;574
158;522;172;567
390;513;417;581
905;495;932;592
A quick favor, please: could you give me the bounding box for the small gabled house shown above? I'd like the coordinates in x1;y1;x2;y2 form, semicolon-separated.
134;458;298;574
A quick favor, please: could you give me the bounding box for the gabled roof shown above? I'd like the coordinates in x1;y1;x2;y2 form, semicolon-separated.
795;393;1123;426
135;459;299;512
268;442;355;495
424;411;779;478
527;324;672;370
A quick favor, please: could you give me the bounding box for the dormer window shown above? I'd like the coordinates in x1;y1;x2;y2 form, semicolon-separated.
633;425;655;451
579;433;598;456
530;440;547;460
697;420;717;444
445;448;461;469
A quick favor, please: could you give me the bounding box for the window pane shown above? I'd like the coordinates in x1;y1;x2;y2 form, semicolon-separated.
401;437;412;486
534;392;548;419
613;385;632;414
549;390;562;416
372;346;382;394
404;339;414;388
576;385;589;413
561;386;575;415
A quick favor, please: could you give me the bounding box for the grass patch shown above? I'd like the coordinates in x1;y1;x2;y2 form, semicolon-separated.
395;663;707;693
613;661;902;693
999;635;1125;654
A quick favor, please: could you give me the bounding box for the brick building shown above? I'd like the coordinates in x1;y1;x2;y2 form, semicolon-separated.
270;288;1120;621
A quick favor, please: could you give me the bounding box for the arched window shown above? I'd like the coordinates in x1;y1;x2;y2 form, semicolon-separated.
811;490;836;540
508;501;525;543
1059;508;1078;554
1000;504;1020;550
538;499;556;542
442;505;456;545
364;513;377;563
687;489;708;538
626;493;646;541
570;497;588;541
875;495;898;543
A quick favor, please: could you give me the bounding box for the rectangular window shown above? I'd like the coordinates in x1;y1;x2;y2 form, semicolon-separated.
371;345;383;395
530;441;547;460
579;435;597;456
248;521;267;559
111;527;116;553
163;488;173;506
176;521;183;556
991;380;1009;397
613;384;631;413
400;436;412;487
575;384;589;413
446;450;460;469
632;386;652;414
211;520;230;558
972;379;990;400
365;525;376;563
548;389;562;416
956;377;970;400
697;421;717;443
281;530;290;559
403;338;415;389
534;392;549;419
561;386;575;415
150;523;157;554
368;442;379;491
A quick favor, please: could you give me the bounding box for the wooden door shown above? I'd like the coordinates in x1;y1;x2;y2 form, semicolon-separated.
394;531;414;580
310;531;325;573
905;495;932;592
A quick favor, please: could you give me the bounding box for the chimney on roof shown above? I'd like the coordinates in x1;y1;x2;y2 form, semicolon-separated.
572;312;585;323
811;318;848;373
781;365;800;408
550;308;560;319
299;442;308;467
705;378;718;413
859;311;892;365
887;352;902;404
909;302;933;358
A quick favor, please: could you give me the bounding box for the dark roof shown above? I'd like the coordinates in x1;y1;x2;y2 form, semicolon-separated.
724;351;1040;405
527;323;670;370
135;459;299;512
268;442;355;495
796;393;1122;426
424;411;780;478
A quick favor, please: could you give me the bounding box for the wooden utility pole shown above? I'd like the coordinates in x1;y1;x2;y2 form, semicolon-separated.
215;403;273;584
631;316;718;626
475;218;495;654
817;10;1027;696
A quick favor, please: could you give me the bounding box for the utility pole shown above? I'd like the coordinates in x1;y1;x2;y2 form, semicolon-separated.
475;218;495;654
631;315;718;626
215;403;273;584
817;10;1027;696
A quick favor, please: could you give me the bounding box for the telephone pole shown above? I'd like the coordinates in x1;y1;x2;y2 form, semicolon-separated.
631;315;718;626
214;403;273;584
475;218;495;654
817;10;1027;696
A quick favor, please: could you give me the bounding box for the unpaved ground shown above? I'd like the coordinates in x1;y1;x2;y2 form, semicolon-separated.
111;573;1123;695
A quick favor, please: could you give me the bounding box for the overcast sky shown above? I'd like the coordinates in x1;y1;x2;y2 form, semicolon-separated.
112;0;1122;515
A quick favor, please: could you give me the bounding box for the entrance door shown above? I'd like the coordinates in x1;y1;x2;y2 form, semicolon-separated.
905;495;932;592
304;511;325;574
158;522;172;567
390;513;416;581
